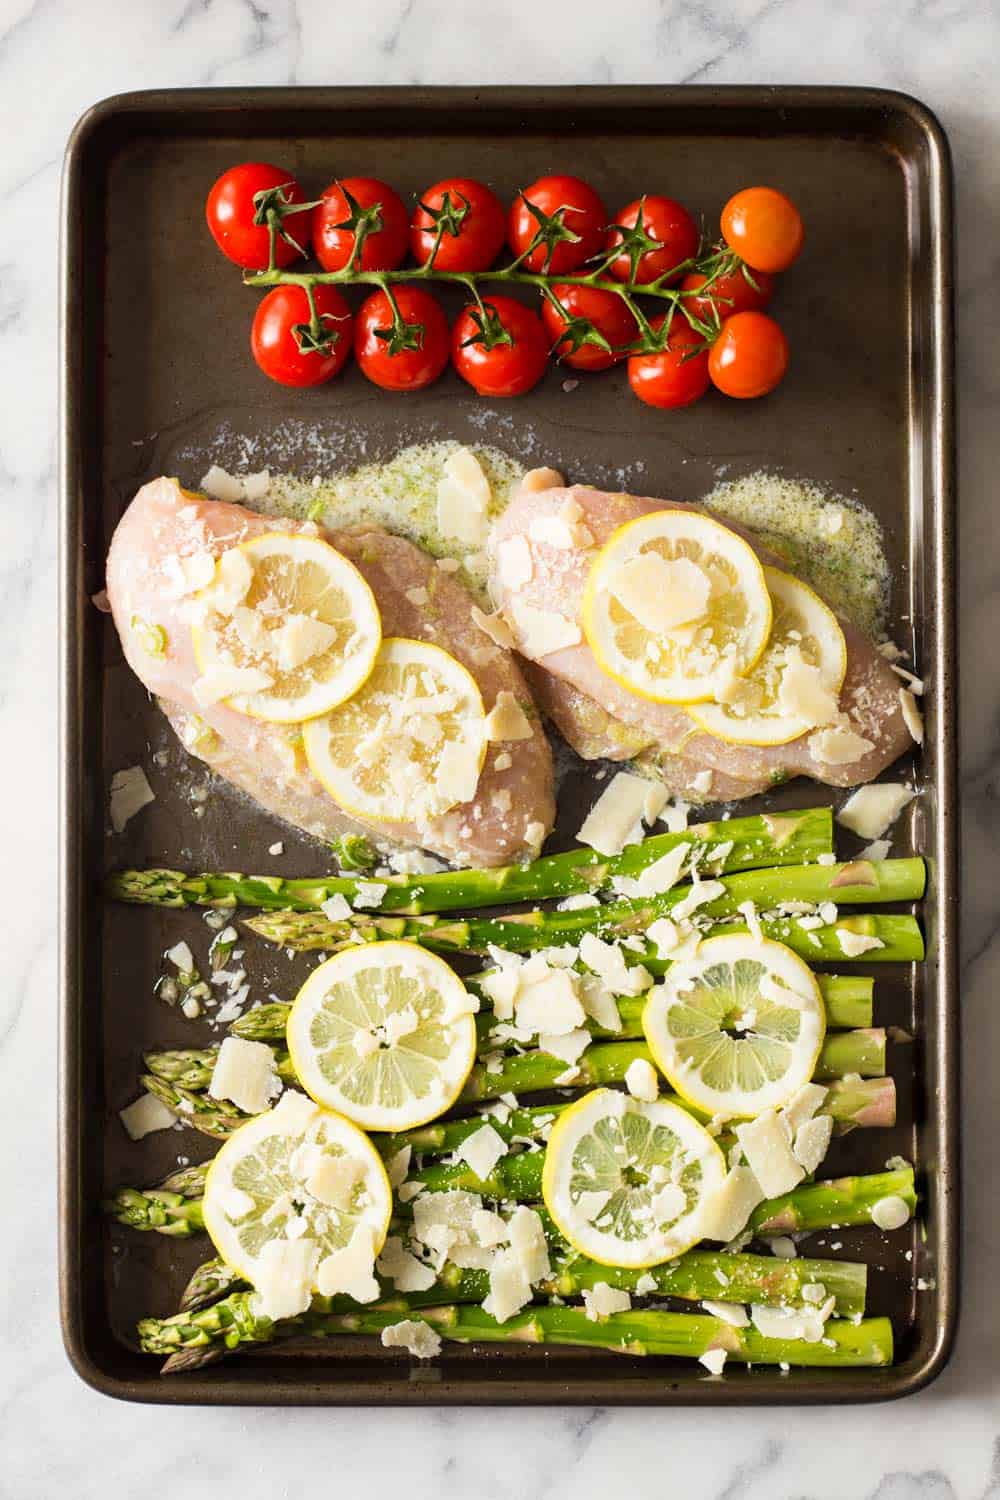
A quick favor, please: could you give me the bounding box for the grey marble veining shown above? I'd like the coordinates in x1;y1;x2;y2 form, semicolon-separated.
3;0;998;1492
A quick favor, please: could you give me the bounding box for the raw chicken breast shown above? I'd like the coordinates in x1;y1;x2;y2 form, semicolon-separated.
489;484;913;791
106;477;554;866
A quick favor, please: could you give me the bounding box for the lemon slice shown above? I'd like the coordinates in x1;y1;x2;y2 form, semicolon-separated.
302;637;487;826
191;533;381;723
286;941;479;1132
582;509;773;705
687;568;847;746
202;1090;392;1296
541;1087;726;1268
642;933;826;1120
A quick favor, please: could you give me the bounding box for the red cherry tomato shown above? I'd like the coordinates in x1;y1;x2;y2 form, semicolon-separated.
206;163;311;270
251;285;353;388
720;188;804;274
507;175;608;274
680;266;775;324
540;284;639;371
627;317;711;410
452;295;549;397
411;177;506;273
354;286;450;393
606;196;699;286
313;177;409;273
708;311;789;399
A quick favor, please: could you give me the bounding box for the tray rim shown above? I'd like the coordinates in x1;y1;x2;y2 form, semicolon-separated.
58;82;958;1407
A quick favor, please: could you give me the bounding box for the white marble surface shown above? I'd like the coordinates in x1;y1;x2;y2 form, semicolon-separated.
3;0;996;1492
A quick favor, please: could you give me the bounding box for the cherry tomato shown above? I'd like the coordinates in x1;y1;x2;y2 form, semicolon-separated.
411;177;506;272
721;188;804;274
313;177;409;273
627;317;710;410
251;285;353;388
540;284;639;371
206;163;312;270
452;295;549;397
680;265;774;324
354;286;450;392
606;196;699;286
507;175;608;274
708;311;789;399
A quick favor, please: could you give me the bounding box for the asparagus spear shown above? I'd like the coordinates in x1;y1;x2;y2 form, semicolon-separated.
103;1163;209;1237
245;899;924;963
313;1303;894;1367
180;1256;245;1311
229;971;875;1044
108;808;833;915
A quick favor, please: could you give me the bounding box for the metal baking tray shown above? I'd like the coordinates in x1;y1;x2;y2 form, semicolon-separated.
60;85;957;1405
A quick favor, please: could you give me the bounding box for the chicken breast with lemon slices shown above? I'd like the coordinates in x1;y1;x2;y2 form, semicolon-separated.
105;477;554;865
489;482;914;793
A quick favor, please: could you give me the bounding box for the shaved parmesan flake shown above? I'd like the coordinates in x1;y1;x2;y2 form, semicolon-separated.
611;553;711;632
316;1226;380;1303
386;1146;412;1188
484;691;533;742
703;1300;749;1327
221;1187;255;1221
251;1238;319;1321
583;1283;632;1321
735;1110;805;1198
209;548;254;614
381;1319;442;1360
777;648;839;728
497;535;533;591
699;1347;728;1375
472;1208;509;1248
579;931;652;996
792;1114;833;1174
119;1092;177;1139
109;766;155;833
320;894;352;921
780;1083;828;1135
272;613;339;672
508;598;581;658
576;1189;612;1222
242;469;270;502
750;1302;829;1344
471;606;515;650
624;1058;659;1102
529;513;575;549
376;1236;437;1293
483;1248;532;1323
699;1167;764;1244
200;464;245;503
671;879;725;921
809;722;876;766
192;665;274;707
837;783;915;841
612;843;690;899
457;1124;508;1180
303;1153;364;1210
871;1194;911;1231
860;838;892;862
436;447;491;546
165;940;195;974
507;1205;551;1284
899;688;924;745
538;1028;591;1065
578;974;622;1032
352;881;388;910
577;771;652;856
837;928;885;958
208;1036;281;1115
515;966;586;1036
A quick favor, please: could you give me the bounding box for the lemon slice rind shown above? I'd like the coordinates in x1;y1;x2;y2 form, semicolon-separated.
541;1087;727;1269
642;932;826;1121
286;941;479;1133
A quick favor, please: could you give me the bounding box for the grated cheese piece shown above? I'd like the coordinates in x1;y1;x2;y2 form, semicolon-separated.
251;1238;319;1321
699;1347;728;1375
352;881;388;910
860;838;892;862
109;766;156;833
272;613;339;672
436;447;492;546
484;690;533;742
386;1145;412;1188
837;783;915;840
610;553;711;633
507;1205;551;1283
381;1318;443;1360
320;893;352;921
303;1153;364;1210
611;842;690;900
735;1111;804;1198
777;647;839;728
471;606;515;650
582;1283;632;1321
497;535;533;591
792;1114;834;1174
538;1028;591;1065
809;722;876;765
165;940;195;973
482;1248;532;1323
634;1272;658;1295
200;464;245;503
899;688;924;744
515;965;586;1035
768;1236;798;1260
508;598;582;658
702;1300;749;1327
119;1092;178;1139
577;772;652;856
472;1208;509;1248
376;1235;437;1293
209;548;254;614
837;928;885;958
624;1057;659;1102
672;879;725;922
750;1301;832;1344
578;973;622;1032
457;1124;508;1180
208;1036;281;1115
579;931;652;996
192;665;274;707
871;1194;912;1231
699;1166;765;1243
780;1083;828;1135
316;1225;380;1303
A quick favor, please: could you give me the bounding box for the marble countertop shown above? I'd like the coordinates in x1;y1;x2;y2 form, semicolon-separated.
5;0;995;1492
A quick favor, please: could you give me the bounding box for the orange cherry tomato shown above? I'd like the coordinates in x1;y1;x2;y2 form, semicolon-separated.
707;311;789;399
720;188;804;274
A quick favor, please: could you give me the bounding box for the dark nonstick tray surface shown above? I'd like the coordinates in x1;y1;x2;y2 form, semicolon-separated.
60;86;956;1404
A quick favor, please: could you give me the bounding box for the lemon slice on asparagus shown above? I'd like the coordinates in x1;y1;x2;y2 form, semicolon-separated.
286;941;479;1132
302;637;487;825
642;933;826;1120
202;1091;392;1298
582;509;772;704
687;568;847;746
541;1087;726;1268
191;532;381;723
